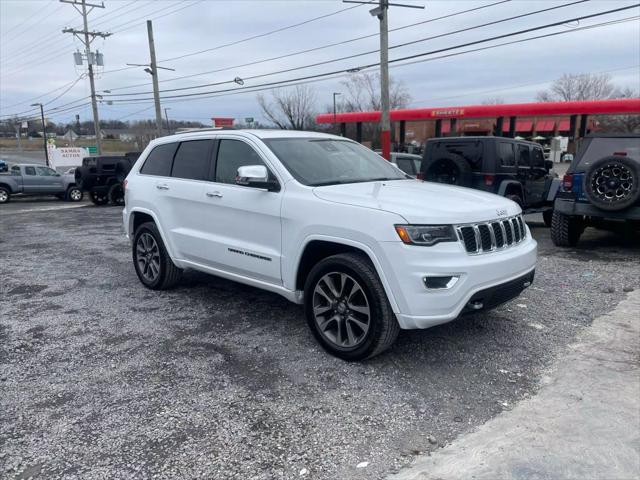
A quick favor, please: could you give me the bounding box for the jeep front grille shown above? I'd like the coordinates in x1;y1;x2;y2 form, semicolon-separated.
456;214;526;254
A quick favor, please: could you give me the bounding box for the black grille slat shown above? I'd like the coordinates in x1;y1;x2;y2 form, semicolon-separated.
503;220;513;244
460;227;477;252
478;224;492;251
518;216;526;238
512;218;521;242
491;223;504;248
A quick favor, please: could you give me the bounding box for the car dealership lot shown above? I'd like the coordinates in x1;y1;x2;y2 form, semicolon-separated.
1;202;638;479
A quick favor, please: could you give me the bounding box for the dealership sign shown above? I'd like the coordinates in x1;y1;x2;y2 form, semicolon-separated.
48;146;89;169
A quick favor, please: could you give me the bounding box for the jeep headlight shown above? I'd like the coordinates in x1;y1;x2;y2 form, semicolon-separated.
394;225;457;246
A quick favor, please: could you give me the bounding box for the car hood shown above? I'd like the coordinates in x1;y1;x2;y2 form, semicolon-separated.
312;180;521;224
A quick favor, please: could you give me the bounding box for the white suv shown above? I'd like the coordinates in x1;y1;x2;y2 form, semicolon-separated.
123;130;537;360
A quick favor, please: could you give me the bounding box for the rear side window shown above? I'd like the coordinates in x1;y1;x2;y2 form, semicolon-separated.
431;141;483;171
498;142;515;166
517;145;530;167
171;140;213;181
531;147;545;168
24;166;36;175
140;143;178;177
395;157;416;175
215;139;264;184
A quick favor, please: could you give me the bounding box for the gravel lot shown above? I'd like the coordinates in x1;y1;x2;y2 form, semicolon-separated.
1;200;638;479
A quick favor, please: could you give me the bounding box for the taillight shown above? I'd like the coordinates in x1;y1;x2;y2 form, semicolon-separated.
613;151;627;156
562;174;573;191
484;174;495;186
416;172;425;180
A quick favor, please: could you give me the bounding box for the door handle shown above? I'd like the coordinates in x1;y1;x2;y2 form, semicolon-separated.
206;191;223;198
156;184;169;190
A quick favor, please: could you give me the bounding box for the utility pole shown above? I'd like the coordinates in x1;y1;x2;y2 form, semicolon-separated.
61;0;111;155
344;0;423;160
164;107;171;134
126;21;175;138
333;92;341;135
31;103;50;167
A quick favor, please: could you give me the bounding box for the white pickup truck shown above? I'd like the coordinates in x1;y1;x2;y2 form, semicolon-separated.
123;130;537;360
0;164;83;204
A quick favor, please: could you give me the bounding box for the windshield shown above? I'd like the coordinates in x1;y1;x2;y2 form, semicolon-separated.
264;138;408;186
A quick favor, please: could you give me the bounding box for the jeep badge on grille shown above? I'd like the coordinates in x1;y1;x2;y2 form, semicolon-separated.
496;208;507;217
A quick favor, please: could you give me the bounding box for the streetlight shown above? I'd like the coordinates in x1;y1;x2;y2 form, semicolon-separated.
164;107;171;134
30;103;50;167
333;92;341;135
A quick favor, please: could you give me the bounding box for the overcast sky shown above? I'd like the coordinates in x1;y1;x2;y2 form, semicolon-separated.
1;0;639;126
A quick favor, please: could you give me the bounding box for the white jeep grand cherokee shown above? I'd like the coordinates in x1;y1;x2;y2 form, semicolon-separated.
123;130;536;360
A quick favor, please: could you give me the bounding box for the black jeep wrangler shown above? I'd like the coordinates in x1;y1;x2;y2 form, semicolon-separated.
551;134;640;246
74;152;140;206
419;137;560;225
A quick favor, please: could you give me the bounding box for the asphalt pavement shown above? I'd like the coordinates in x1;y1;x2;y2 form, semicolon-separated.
1;200;638;479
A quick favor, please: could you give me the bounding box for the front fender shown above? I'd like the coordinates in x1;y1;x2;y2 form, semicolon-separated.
546;178;562;202
497;180;524;198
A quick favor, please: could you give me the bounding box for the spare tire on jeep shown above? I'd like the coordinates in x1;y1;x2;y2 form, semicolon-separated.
74;166;93;190
115;159;132;183
420;153;472;187
584;155;639;211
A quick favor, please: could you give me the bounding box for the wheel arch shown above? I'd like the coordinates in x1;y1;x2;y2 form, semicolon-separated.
129;208;178;261
293;236;400;313
498;180;525;199
0;182;15;193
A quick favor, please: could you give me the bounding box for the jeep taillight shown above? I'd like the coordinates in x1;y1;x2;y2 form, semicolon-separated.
562;174;573;191
484;174;495;186
416;172;425;180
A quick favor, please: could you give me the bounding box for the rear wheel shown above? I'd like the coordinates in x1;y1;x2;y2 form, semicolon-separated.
108;183;124;206
0;187;10;204
132;221;182;290
551;211;583;246
89;189;109;206
304;253;399;361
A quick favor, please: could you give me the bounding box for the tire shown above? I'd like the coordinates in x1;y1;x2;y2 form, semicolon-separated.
108;183;125;206
584;155;640;211
89;189;109;206
115;159;132;183
132;221;182;290
66;186;83;202
551;210;583;247
303;252;399;361
0;187;10;204
421;153;472;187
542;209;553;227
74;166;93;190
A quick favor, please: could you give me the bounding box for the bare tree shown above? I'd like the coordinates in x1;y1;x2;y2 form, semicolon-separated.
536;73;616;102
257;85;317;130
339;72;411;112
598;87;640;133
481;97;505;105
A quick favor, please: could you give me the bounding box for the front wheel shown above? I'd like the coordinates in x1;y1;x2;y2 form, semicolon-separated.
551;211;583;246
66;186;83;202
303;253;399;361
132;221;182;290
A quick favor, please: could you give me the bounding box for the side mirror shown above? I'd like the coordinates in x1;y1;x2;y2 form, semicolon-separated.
544;160;554;171
236;165;278;191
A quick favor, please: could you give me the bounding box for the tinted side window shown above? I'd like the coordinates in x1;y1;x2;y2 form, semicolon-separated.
36;166;56;176
498;142;515;166
215;140;264;185
25;166;36;175
531;147;545;168
517;145;530;167
432;141;483;171
140;143;178;177
171;140;212;181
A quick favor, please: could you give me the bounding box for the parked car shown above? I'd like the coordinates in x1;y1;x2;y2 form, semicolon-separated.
419;136;560;226
0;159;8;173
551;134;640;246
74;152;140;205
374;151;423;177
0;164;83;204
123;130;537;360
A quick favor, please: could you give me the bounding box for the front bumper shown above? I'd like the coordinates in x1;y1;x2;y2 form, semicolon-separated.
555;198;640;220
377;234;537;329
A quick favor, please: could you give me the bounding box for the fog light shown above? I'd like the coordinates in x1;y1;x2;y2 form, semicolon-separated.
423;275;459;290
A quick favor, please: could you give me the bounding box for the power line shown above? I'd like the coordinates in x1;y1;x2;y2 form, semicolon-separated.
0;0;57;40
104;4;640;102
0;76;84;111
105;15;639;108
104;0;512;92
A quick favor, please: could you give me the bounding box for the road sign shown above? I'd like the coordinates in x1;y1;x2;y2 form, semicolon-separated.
86;146;98;154
245;117;254;123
